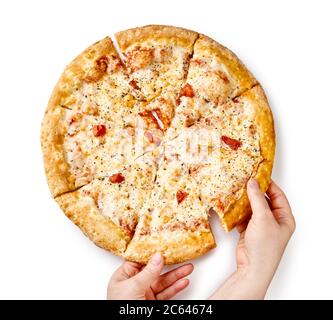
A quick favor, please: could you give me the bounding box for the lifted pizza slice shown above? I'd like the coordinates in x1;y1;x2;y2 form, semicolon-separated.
189;85;274;230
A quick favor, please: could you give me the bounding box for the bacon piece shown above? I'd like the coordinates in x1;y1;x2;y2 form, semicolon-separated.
126;47;154;72
153;108;170;130
144;131;161;146
139;110;157;126
221;135;242;150
144;131;154;143
191;59;205;66
126;126;136;136
85;56;109;82
69;113;83;125
153;137;161;146
139;108;170;131
93;124;106;137
129;79;140;90
109;173;125;184
176;190;188;204
159;48;172;62
110;55;124;71
214;70;229;83
120;217;135;237
180;83;195;98
96;56;109;73
165;217;208;232
190;218;209;230
177;83;195;105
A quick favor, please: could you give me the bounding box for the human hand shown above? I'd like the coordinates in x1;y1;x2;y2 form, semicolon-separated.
210;179;295;300
107;253;194;300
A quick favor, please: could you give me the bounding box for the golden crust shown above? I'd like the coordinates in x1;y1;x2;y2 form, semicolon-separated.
222;85;275;231
115;25;198;51
56;188;130;256
124;230;216;265
41;37;116;197
46;37;116;109
195;34;257;96
41;107;73;197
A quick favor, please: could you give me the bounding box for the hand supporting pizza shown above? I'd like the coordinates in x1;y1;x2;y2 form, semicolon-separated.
209;179;295;300
41;25;275;264
107;180;295;300
107;253;193;300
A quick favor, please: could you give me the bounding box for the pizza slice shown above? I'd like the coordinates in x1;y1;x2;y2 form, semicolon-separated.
42;105;141;197
41;37;165;197
56;184;129;255
115;26;200;145
115;25;198;102
56;153;158;255
41;37;135;196
190;148;259;230
171;84;264;151
124;148;216;264
46;37;140;119
189;85;275;230
168;34;258;138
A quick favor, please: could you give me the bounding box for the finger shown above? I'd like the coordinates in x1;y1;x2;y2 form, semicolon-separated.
133;253;164;289
156;278;190;300
266;180;296;231
266;180;291;212
112;261;142;281
151;263;194;293
247;179;271;218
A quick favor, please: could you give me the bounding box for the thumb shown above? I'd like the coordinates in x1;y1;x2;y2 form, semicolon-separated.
133;253;164;289
247;179;270;218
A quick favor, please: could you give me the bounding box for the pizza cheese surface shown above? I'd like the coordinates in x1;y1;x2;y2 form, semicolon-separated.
41;25;275;264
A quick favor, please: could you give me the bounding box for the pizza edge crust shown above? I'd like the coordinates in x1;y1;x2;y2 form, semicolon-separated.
195;34;258;94
124;230;216;265
56;189;130;256
222;84;275;231
115;24;199;51
41;37;116;197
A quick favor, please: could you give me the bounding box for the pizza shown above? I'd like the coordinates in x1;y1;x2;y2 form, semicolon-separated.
41;25;275;264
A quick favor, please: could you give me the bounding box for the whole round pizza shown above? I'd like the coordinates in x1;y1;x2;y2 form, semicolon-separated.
41;25;275;264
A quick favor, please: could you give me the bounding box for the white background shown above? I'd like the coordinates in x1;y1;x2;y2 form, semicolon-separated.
0;0;332;300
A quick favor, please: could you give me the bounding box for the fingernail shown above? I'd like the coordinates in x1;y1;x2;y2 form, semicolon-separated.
248;178;258;189
150;253;162;266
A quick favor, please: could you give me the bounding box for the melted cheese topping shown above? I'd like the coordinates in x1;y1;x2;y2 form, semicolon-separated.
77;153;157;236
58;37;263;238
125;42;190;100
